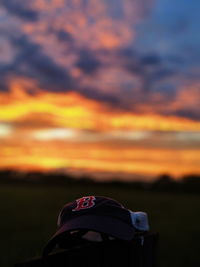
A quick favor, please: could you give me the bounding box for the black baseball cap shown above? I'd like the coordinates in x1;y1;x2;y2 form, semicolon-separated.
43;196;137;255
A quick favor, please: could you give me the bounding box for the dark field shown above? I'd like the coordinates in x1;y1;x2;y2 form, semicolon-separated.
1;184;200;267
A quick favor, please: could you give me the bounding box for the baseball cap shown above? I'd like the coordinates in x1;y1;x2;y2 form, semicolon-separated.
43;196;149;255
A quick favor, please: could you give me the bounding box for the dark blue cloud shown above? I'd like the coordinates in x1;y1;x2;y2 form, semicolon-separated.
1;0;38;21
0;35;74;91
174;110;200;121
120;49;177;93
0;78;9;92
140;54;161;66
76;49;101;74
79;86;120;105
56;30;74;43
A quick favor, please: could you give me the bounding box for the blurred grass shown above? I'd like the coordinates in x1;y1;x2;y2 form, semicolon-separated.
0;184;200;267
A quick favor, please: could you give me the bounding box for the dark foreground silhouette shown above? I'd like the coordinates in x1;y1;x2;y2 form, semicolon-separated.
0;170;200;194
15;233;158;267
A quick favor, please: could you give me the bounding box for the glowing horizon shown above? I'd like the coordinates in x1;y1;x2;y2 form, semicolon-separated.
0;84;200;179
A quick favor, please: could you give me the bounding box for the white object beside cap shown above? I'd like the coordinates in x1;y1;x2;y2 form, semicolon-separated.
129;211;150;231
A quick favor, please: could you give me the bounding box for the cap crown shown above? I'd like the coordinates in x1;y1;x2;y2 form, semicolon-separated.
58;196;132;228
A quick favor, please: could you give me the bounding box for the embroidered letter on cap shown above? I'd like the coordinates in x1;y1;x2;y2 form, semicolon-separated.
72;196;96;211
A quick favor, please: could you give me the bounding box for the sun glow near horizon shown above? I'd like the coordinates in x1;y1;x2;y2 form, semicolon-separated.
0;81;200;180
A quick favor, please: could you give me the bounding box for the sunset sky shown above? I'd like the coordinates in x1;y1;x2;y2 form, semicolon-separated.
0;0;200;180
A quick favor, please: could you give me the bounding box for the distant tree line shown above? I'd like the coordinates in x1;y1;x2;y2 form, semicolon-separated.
0;170;200;194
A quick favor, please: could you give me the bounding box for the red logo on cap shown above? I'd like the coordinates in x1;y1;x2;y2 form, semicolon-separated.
72;196;96;211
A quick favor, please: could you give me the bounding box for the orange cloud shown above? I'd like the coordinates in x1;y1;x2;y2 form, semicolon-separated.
23;0;135;53
1;78;200;132
0;78;199;178
0;140;199;178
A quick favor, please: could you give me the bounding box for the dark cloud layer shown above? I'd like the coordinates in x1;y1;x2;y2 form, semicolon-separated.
1;35;74;91
56;30;74;43
76;49;101;74
1;0;38;21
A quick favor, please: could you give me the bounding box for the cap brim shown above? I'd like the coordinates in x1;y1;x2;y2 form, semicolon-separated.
43;215;135;255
